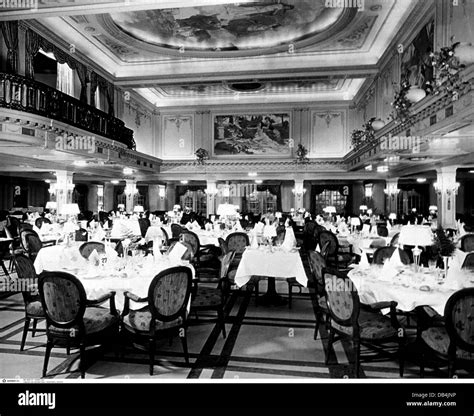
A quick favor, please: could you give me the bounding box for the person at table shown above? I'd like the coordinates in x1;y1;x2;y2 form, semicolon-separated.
261;207;276;224
180;206;193;225
0;212;12;239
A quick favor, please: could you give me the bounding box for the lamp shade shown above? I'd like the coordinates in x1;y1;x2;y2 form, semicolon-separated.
45;201;57;210
324;206;337;214
359;205;368;211
429;205;438;211
406;86;426;103
371;118;385;131
60;203;80;215
133;205;144;213
350;217;361;226
117;204;125;210
398;225;433;246
389;213;397;220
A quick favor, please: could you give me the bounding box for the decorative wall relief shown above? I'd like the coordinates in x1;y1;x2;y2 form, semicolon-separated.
310;111;345;157
162;115;194;158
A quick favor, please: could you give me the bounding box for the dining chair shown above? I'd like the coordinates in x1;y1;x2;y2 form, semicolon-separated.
415;288;474;377
14;254;46;350
307;250;329;339
323;268;406;377
120;266;193;375
460;234;474;253
376;225;389;237
218;237;228;255
171;223;184;239
20;230;42;263
372;246;411;265
462;252;474;270
167;240;195;261
389;232;400;247
138;218;151;238
179;230;200;264
35;217;51;229
75;228;88;242
38;271;119;378
225;232;249;269
160;227;169;246
79;242;106;259
0;240;13;278
318;230;355;268
190;251;235;338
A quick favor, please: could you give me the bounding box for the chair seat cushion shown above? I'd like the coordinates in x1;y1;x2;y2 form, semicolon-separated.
331;310;397;340
48;306;118;337
122;306;183;333
421;326;474;360
26;300;44;317
191;287;222;308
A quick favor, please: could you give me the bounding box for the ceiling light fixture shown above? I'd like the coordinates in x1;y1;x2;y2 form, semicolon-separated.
74;160;87;167
416;178;427;183
365;165;373;171
377;166;389;173
180;180;188;184
248;172;258;177
255;179;263;184
111;180;119;184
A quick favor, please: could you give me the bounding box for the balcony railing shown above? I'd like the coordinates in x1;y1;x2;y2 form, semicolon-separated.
0;72;135;150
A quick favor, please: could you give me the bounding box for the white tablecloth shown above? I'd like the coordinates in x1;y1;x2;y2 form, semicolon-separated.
234;247;307;288
348;264;474;315
338;235;391;256
34;243;194;311
110;219;141;238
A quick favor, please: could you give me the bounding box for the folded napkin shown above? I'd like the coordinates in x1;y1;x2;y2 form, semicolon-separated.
315;244;321;253
191;221;201;230
362;224;371;235
92;225;106;242
185;222;193;230
358;249;370;268
205;223;212;231
254;222;265;234
33;225;42;235
281;227;296;251
250;232;259;249
381;259;399;280
233;222;243;231
386;220;392;231
89;249;101;267
168;242;187;263
388;248;404;268
153;238;163;258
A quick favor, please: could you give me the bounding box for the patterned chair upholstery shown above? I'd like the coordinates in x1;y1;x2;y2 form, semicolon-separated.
75;228;88;242
160;227;169;246
323;269;405;377
225;232;249;269
79;242;106;260
319;230;355;268
460;235;474;253
14;253;45;350
376;225;389;237
179;231;200;262
308;250;329;339
21;231;42;263
416;288;474;377
38;271;119;378
190;251;236;339
171;223;184;239
462;253;474;270
121;266;192;375
373;246;411;265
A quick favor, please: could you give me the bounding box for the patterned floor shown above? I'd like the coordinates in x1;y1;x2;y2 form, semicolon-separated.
0;252;469;380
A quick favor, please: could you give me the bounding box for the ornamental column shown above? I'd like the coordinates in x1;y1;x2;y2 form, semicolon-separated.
205;180;218;217
434;167;459;229
54;170;74;215
293;179;306;212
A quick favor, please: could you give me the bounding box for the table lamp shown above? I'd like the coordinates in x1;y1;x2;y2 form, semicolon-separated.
118;204;125;212
133;205;144;214
398;225;433;271
45;201;57;212
350;217;361;233
389;213;397;226
61;203;80;217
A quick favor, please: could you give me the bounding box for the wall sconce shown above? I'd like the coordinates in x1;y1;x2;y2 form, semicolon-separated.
47;182;57;194
384;183;400;198
292;184;306;196
158;185;166;199
433;181;460;196
221;185;230;198
205;183;218;196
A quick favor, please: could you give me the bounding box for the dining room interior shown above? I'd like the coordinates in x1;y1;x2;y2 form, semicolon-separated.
0;0;474;381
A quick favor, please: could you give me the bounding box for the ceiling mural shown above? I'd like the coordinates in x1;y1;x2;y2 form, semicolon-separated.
108;1;352;54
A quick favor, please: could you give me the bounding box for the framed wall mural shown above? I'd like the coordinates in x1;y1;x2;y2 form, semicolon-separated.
400;20;435;92
213;113;291;157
